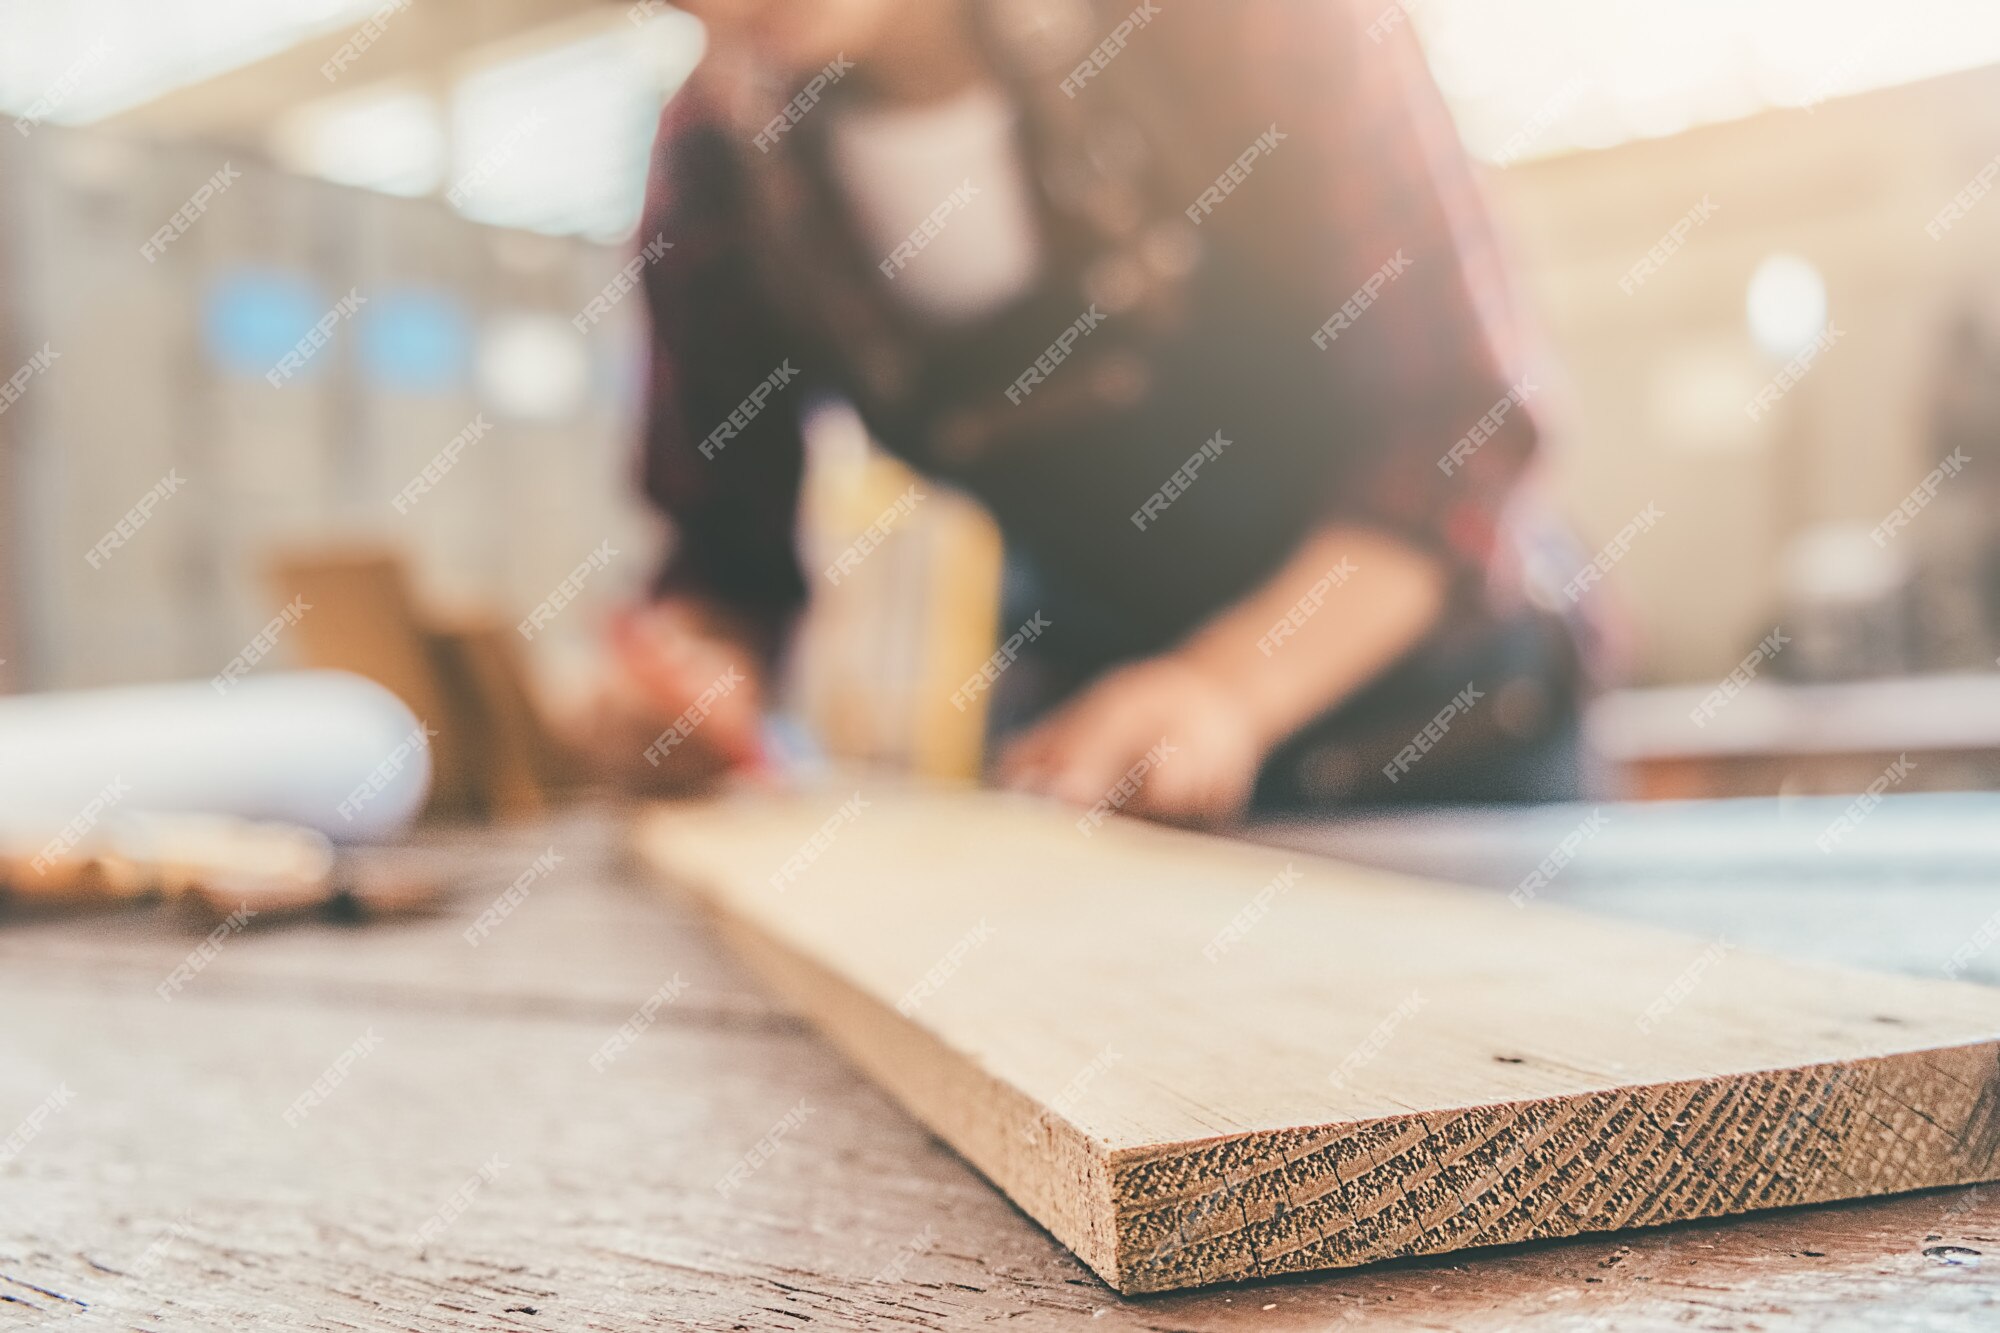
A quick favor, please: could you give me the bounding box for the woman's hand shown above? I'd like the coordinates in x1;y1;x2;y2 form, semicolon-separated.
995;655;1267;826
574;599;768;794
996;525;1445;825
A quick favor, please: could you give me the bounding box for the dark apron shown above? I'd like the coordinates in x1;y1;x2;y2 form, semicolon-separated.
989;545;1586;813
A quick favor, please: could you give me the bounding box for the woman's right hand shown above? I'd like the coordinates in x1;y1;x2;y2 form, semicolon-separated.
579;598;769;795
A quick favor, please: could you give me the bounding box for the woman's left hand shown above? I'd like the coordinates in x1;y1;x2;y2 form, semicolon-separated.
994;655;1267;827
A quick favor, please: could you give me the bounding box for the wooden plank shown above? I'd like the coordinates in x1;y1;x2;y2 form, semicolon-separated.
635;786;2000;1294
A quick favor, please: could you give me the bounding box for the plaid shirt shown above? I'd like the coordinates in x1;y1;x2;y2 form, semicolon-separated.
637;0;1555;665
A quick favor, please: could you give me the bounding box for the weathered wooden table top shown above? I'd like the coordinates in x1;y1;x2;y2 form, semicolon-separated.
4;799;1999;1332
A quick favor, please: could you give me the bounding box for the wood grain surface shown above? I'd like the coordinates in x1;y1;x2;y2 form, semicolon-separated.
637;786;2000;1293
5;803;2000;1329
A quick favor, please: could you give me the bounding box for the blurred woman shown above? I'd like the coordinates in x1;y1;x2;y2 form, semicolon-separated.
600;0;1588;821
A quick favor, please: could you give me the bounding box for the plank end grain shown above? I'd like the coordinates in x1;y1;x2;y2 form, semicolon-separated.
635;786;2000;1295
1105;1043;2000;1293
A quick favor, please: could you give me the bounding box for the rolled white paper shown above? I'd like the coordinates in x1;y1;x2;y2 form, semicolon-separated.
0;671;432;843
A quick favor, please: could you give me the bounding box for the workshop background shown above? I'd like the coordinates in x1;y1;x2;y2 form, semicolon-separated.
4;0;2000;799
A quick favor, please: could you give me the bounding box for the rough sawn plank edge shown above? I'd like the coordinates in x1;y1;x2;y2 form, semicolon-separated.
642;819;2000;1295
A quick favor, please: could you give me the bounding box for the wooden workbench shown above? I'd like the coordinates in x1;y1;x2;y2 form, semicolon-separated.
3;802;1998;1331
